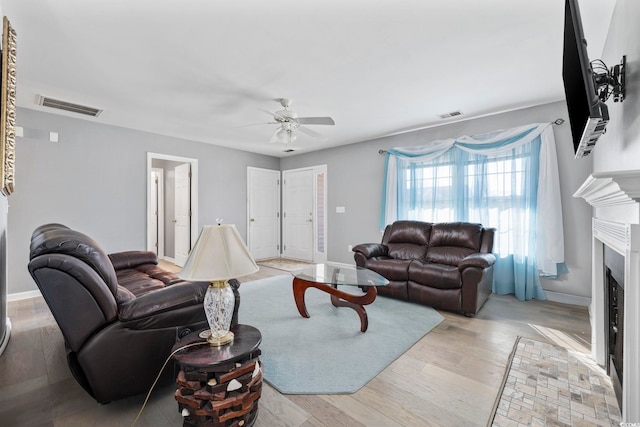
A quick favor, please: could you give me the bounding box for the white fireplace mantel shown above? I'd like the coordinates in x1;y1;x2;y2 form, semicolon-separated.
574;170;640;423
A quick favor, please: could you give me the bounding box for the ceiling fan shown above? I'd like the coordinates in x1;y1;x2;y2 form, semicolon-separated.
260;98;335;144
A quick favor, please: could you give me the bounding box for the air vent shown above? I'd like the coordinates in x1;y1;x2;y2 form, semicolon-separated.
438;110;463;119
37;95;102;117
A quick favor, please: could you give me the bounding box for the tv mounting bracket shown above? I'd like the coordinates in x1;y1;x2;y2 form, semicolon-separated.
592;55;626;103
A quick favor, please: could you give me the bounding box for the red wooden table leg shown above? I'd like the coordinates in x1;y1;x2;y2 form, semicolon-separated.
330;286;375;332
293;277;377;332
292;277;311;318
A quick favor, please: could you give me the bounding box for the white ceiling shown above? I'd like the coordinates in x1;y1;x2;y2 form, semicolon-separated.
1;0;616;157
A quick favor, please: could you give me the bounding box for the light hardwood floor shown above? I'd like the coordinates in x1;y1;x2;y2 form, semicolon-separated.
0;264;592;427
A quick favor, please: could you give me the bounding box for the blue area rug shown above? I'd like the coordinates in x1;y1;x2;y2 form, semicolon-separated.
238;274;444;394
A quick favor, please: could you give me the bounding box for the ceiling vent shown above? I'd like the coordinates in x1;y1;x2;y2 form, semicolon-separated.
438;110;463;119
37;95;102;117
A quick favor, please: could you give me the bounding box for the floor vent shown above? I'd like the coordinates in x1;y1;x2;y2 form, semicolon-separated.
438;110;463;119
37;95;102;117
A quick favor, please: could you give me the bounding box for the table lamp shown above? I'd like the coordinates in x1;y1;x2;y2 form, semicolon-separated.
178;224;258;346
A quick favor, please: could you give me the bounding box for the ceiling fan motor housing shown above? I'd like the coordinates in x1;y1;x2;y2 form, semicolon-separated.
275;109;298;122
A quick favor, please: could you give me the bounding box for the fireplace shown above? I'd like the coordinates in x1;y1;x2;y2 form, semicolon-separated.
604;245;624;406
574;170;640;423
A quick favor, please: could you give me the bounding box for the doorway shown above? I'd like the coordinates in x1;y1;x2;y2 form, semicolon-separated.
282;165;327;263
147;153;199;266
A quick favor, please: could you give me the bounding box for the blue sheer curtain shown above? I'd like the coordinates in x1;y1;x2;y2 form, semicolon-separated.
381;123;564;301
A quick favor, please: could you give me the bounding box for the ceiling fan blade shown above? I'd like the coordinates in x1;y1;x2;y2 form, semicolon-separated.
297;117;335;125
236;121;278;128
298;126;327;140
259;108;286;121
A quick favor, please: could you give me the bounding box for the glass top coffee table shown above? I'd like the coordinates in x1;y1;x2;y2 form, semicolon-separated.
292;263;389;332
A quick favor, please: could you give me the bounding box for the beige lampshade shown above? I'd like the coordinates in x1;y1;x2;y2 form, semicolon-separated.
178;224;258;281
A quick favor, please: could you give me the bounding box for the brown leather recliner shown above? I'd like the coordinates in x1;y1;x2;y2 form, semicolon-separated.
28;223;240;403
353;221;496;316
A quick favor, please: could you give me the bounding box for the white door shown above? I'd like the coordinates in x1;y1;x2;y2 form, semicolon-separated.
247;167;281;260
283;168;314;261
174;163;191;267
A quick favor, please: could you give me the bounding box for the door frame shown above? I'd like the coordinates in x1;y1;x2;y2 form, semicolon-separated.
313;165;328;263
149;167;165;257
146;153;199;258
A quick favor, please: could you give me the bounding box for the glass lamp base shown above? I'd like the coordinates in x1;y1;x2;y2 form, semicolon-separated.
199;329;234;346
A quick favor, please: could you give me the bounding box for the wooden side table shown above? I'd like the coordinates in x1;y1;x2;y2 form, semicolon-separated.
171;324;262;427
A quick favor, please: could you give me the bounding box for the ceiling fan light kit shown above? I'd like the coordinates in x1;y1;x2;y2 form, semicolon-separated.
274;126;297;144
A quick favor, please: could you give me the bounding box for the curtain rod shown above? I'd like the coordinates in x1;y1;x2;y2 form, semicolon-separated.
378;118;565;154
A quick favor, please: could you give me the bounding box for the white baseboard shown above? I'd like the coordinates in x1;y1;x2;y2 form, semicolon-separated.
544;290;591;307
162;256;176;263
8;289;42;302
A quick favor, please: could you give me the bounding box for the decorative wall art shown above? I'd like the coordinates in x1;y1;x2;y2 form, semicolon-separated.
0;17;16;196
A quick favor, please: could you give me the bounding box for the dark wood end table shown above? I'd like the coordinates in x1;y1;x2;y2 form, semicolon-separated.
171;324;262;427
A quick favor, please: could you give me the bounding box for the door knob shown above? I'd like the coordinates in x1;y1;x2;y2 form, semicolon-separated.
250;218;255;222
172;219;177;223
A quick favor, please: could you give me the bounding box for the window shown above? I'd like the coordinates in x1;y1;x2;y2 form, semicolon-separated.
399;147;534;258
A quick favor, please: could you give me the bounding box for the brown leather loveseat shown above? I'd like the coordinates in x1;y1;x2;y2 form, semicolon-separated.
28;223;240;403
353;221;496;316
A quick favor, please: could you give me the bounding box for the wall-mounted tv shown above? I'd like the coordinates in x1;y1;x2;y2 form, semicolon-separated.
562;0;609;159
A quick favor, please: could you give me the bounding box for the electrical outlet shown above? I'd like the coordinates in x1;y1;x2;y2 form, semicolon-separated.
348;244;353;252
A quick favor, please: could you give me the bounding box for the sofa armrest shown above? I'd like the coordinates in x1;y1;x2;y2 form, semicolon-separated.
459;253;496;271
109;250;158;270
352;243;388;259
118;280;209;323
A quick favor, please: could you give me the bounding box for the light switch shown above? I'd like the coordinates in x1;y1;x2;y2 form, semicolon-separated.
336;206;346;213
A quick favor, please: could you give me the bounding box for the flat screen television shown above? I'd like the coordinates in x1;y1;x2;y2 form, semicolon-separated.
562;0;609;158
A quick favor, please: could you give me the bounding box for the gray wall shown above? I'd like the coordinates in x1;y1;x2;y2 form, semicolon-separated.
281;101;594;298
593;0;640;173
11;108;279;294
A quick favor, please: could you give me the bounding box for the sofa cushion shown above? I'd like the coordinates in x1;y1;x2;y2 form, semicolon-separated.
387;242;428;260
115;268;166;297
137;264;185;286
30;227;120;296
407;283;462;312
408;260;461;289
376;280;409;300
384;220;432;260
426;222;483;266
115;263;188;297
109;250;158;270
364;258;412;281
